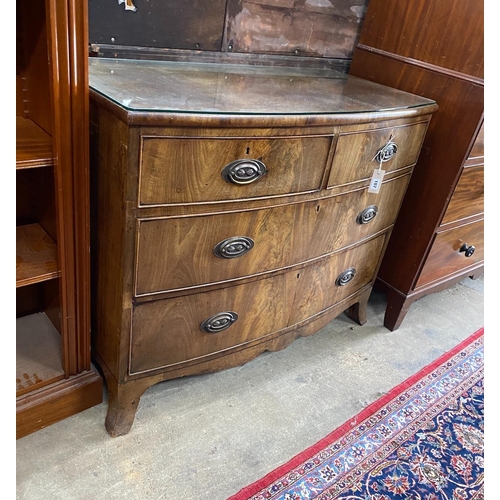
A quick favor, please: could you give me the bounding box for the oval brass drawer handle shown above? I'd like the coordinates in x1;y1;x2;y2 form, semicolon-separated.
213;236;254;259
221;159;267;185
335;267;356;286
200;312;239;333
357;205;378;224
460;243;476;258
373;134;398;163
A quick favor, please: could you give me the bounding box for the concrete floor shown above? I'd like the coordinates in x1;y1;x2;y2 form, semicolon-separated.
16;276;484;500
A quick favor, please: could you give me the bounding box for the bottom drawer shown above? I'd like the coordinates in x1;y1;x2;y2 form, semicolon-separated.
416;218;484;289
130;234;386;374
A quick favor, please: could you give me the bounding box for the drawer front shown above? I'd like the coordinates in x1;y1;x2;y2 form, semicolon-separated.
441;165;484;225
130;235;385;373
327;121;428;188
416;219;484;288
139;134;332;205
289;233;385;324
135;175;410;295
130;272;295;374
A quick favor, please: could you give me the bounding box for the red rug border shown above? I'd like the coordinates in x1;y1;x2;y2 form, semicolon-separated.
228;327;484;500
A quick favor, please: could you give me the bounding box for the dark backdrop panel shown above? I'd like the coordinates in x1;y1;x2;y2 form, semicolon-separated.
88;0;228;51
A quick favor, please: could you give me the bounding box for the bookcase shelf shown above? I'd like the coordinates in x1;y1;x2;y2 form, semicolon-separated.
16;223;60;288
16;0;102;439
16;116;54;170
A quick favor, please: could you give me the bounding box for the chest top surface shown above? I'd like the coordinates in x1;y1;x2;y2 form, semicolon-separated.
88;58;436;118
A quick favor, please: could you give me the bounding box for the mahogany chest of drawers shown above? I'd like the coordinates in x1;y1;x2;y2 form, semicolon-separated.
89;58;437;436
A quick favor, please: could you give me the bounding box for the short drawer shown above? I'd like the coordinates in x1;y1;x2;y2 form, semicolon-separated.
415;219;484;289
135;174;410;295
441;165;484;225
289;232;385;324
130;234;385;374
138;134;333;205
327;120;428;188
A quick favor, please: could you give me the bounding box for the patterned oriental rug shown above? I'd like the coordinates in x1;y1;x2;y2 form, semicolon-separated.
228;328;484;500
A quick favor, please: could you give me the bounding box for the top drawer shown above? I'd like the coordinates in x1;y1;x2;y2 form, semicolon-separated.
327;121;429;188
138;133;333;206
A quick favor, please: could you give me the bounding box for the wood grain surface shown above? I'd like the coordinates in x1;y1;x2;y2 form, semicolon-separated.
358;0;483;79
89;67;436;435
328;121;428;187
415;218;484;289
350;51;483;295
139;134;332;205
441;165;484;225
350;0;484;332
131;234;384;374
16;117;54;169
224;0;368;58
135;174;410;294
16;223;60;287
16;0;103;438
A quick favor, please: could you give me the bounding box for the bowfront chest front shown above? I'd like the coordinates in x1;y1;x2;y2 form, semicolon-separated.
89;59;437;436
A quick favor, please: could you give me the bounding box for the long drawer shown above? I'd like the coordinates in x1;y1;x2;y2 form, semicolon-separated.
138;133;333;206
130;234;386;374
327;121;428;188
135;174;410;295
415;218;484;289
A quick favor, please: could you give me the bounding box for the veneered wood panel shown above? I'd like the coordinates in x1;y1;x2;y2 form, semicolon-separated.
131;271;297;373
441;165;483;225
328;121;428;187
131;233;384;373
358;0;484;78
350;50;484;294
224;0;368;57
88;0;227;51
90;106;130;379
135;174;410;295
136;205;296;294
291;174;409;263
289;233;385;323
139;134;332;205
415;219;484;288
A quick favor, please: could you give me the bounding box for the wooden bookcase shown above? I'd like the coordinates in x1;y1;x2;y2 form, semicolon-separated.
16;0;103;439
